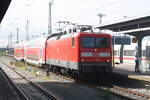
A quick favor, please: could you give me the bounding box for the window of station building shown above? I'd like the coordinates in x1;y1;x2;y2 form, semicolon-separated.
124;50;135;56
114;50;119;56
72;37;75;47
142;50;146;57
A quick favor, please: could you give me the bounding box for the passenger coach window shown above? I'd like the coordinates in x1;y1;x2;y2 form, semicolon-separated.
72;38;75;47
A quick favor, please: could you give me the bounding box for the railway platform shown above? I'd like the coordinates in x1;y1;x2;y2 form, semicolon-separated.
0;67;22;100
113;63;150;82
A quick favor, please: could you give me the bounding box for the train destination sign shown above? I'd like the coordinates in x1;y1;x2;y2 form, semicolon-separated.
113;36;131;45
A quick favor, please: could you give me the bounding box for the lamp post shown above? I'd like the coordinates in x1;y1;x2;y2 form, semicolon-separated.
48;0;53;34
97;13;105;25
10;33;12;48
26;20;29;41
16;28;19;43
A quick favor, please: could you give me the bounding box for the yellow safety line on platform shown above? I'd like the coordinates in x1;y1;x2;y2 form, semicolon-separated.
57;83;70;88
128;75;150;82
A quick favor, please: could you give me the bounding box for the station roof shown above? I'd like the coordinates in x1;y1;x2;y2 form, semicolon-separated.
0;0;11;23
97;16;150;37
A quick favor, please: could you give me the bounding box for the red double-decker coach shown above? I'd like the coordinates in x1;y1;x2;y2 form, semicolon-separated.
25;36;47;66
14;42;25;61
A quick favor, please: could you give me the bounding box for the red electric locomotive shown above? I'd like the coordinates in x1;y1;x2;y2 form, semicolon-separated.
45;25;112;76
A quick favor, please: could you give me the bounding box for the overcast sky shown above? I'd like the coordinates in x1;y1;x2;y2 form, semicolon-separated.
0;0;150;47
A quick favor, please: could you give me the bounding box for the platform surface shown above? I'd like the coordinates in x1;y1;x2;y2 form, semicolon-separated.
113;63;150;82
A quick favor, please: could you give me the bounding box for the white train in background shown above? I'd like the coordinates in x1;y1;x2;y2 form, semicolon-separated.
114;35;150;72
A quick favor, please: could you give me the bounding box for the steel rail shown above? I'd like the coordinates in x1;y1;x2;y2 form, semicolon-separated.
1;61;60;100
112;85;150;100
31;65;150;100
0;67;28;100
22;62;134;100
4;56;150;100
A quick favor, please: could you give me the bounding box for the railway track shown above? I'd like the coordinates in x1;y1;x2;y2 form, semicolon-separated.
2;56;150;100
9;61;132;99
21;62;150;100
111;85;150;100
25;63;150;100
0;60;60;100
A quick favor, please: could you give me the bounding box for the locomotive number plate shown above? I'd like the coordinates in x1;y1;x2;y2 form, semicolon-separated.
99;52;110;57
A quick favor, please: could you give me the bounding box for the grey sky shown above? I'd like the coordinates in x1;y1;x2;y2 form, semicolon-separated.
0;0;150;47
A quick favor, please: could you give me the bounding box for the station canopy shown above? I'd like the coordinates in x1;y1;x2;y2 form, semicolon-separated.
97;16;150;37
0;0;11;23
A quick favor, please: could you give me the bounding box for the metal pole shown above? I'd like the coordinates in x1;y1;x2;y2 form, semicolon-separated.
48;1;52;34
26;20;29;41
112;37;115;68
58;21;60;32
16;28;19;43
8;35;9;48
97;13;105;32
10;33;12;48
97;13;105;25
48;1;53;34
99;16;102;25
137;37;143;72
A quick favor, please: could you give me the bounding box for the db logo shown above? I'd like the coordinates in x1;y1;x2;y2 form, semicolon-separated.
93;53;99;57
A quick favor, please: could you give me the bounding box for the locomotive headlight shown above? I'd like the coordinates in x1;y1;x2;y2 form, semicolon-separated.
81;59;84;62
106;59;111;62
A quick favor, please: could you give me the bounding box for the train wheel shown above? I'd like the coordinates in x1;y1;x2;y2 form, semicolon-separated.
78;71;87;81
61;68;68;75
72;70;77;78
97;71;110;84
104;72;112;83
40;64;44;69
48;65;52;71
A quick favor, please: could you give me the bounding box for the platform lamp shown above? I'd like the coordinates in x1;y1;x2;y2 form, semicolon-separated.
97;13;105;25
97;13;105;33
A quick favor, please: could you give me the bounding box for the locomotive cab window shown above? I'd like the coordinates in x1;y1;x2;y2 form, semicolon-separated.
81;37;95;48
96;37;109;48
72;37;75;47
81;37;109;48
